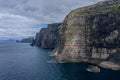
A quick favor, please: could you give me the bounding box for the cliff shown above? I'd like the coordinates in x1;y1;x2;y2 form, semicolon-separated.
34;23;61;49
52;0;120;70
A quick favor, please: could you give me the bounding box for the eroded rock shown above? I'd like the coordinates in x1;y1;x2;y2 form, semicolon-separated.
53;0;120;70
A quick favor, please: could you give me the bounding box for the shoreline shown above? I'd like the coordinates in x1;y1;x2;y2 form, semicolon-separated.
48;56;120;71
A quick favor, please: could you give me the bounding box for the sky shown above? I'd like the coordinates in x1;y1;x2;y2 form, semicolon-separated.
0;0;101;40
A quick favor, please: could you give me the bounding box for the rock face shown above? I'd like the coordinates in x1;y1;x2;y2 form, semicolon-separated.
87;65;100;72
34;23;61;49
52;0;120;70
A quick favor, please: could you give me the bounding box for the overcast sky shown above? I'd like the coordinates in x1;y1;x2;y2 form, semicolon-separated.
0;0;101;40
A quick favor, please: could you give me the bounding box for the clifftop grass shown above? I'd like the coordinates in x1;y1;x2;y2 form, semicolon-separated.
68;3;120;17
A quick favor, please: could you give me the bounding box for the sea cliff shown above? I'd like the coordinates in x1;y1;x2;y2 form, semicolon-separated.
53;0;120;70
34;0;120;70
33;23;61;49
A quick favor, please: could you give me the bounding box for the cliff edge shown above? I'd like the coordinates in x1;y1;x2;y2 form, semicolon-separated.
53;0;120;70
34;23;61;49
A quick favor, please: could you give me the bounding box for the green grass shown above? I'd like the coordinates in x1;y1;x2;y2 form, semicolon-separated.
69;3;120;17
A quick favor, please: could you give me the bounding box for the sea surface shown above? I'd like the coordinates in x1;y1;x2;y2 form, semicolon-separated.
0;43;120;80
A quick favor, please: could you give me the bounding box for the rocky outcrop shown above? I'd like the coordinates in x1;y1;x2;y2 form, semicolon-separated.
87;65;100;72
52;0;120;70
34;23;61;49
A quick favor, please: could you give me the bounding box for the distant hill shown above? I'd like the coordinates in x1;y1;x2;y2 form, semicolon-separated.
16;37;34;43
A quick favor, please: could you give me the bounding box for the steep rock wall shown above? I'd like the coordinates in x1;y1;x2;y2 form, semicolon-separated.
53;1;120;70
34;23;61;49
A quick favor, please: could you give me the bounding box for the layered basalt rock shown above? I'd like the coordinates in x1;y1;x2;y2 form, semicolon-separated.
34;23;61;49
53;0;120;70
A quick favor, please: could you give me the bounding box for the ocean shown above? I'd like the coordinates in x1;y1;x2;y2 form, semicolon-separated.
0;43;119;80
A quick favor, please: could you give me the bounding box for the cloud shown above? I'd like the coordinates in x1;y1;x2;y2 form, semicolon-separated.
0;0;101;40
0;12;40;40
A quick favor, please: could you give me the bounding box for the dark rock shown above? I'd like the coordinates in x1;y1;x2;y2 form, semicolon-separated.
34;23;62;49
52;0;120;70
33;0;120;70
87;65;100;72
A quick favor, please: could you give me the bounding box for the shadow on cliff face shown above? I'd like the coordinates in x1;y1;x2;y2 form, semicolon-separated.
108;52;120;64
